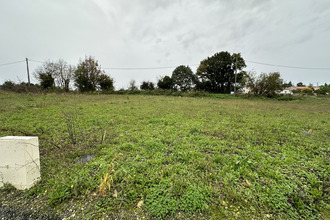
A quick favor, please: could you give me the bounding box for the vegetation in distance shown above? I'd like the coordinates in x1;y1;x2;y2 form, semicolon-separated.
2;51;328;97
0;92;329;219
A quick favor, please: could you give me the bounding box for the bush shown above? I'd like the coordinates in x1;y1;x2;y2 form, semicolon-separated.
157;76;173;90
301;88;313;94
74;56;114;92
0;81;15;91
277;95;296;101
315;85;330;95
0;81;41;93
98;74;114;92
140;81;155;90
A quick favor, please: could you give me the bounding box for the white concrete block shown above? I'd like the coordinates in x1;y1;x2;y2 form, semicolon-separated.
0;136;41;190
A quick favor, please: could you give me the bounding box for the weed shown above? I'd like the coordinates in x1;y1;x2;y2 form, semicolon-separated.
0;183;17;193
62;108;79;144
99;169;114;196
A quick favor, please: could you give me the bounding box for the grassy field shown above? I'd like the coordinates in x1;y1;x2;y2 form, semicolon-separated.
0;92;329;219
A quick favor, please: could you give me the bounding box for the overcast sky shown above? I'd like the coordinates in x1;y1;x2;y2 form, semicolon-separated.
1;0;329;89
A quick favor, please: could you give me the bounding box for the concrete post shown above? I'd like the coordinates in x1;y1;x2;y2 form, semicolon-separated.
0;136;41;190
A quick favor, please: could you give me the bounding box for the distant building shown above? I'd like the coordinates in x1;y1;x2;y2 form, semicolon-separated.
240;86;319;95
279;89;293;95
287;86;320;91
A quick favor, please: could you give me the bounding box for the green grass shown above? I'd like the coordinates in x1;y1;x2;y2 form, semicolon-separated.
0;91;329;219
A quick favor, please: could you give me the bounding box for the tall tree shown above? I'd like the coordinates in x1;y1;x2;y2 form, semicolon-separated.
157;76;173;90
128;80;138;91
34;60;75;91
140;81;155;90
97;74;114;91
39;73;55;89
196;51;246;93
53;60;75;92
74;56;109;92
244;72;283;97
283;81;293;88
171;65;196;91
34;62;56;90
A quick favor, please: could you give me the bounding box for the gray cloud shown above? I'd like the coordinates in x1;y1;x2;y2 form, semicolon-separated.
0;0;329;88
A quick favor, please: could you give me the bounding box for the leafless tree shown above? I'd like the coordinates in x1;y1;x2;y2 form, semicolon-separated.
34;59;75;91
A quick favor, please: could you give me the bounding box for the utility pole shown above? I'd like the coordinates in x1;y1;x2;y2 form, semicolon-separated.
26;58;31;86
234;55;238;95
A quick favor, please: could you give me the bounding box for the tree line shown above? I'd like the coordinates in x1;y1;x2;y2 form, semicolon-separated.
33;56;113;92
31;51;248;94
1;51;328;96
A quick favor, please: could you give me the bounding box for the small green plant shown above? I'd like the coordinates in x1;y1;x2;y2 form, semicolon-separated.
62;108;79;144
146;179;210;218
179;185;210;213
48;181;72;205
0;183;17;193
146;180;179;218
62;110;77;144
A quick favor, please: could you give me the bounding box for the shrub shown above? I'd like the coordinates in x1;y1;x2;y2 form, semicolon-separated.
301;88;313;94
315;85;330;95
0;81;41;93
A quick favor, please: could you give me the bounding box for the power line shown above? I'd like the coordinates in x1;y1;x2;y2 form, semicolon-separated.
24;60;188;70
246;60;330;70
0;60;25;67
104;61;330;71
28;59;197;70
2;58;330;71
103;66;176;70
0;59;43;68
103;61;330;71
29;59;44;63
103;64;199;70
